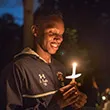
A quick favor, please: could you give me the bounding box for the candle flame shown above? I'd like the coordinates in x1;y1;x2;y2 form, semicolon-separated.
72;62;77;66
66;61;81;79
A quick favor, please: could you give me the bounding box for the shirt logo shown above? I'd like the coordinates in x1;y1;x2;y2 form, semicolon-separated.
57;72;64;87
39;74;48;86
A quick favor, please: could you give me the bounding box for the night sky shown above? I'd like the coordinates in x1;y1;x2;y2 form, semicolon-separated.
0;0;110;91
0;0;39;25
0;0;23;25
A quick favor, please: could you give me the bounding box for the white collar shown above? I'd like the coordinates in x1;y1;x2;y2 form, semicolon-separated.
15;47;51;63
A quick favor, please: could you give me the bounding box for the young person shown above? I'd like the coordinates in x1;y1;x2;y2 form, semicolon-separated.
0;10;87;110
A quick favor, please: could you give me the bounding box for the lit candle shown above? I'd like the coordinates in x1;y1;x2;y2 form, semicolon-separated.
66;62;81;79
72;62;77;76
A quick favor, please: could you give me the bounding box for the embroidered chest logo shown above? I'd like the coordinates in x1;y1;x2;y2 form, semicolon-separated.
57;72;64;87
39;74;48;86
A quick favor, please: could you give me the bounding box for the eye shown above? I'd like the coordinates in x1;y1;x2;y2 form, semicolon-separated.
46;31;63;38
48;31;55;36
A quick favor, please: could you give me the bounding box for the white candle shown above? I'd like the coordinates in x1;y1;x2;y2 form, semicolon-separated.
72;62;77;76
66;62;81;79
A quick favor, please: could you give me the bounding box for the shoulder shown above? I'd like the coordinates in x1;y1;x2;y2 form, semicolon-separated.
1;54;38;76
13;54;39;68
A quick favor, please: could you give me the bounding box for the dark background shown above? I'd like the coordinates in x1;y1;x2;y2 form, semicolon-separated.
0;0;110;107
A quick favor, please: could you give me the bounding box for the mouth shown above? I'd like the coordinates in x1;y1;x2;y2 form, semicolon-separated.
50;43;59;50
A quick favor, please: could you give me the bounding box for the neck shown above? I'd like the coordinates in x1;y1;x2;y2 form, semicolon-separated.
35;44;51;63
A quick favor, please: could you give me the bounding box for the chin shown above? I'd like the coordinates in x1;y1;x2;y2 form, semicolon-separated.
48;48;58;55
50;52;56;55
49;51;57;55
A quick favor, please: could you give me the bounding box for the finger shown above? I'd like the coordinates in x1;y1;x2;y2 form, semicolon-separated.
72;103;81;109
78;93;87;105
64;91;78;101
64;94;79;106
72;99;87;109
76;97;87;106
72;92;87;109
75;92;87;104
79;92;87;100
60;83;75;93
63;87;78;99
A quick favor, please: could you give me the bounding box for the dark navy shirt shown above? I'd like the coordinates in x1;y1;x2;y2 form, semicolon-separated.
0;53;66;110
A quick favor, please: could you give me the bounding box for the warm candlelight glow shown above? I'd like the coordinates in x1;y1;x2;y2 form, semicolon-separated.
66;62;81;79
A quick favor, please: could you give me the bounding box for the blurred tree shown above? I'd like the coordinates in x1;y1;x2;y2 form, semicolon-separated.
1;13;14;24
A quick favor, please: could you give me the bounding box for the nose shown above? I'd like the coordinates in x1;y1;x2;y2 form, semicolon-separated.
54;34;63;43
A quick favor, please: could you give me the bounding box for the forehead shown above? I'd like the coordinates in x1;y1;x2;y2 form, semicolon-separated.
43;16;64;33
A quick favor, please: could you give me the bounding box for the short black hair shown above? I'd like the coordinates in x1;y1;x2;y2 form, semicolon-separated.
33;8;63;25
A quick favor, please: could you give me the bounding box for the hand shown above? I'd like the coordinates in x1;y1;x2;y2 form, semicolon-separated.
69;81;87;109
52;82;79;108
52;82;87;109
71;91;87;110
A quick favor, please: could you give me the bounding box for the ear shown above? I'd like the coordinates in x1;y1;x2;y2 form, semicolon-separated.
31;25;38;37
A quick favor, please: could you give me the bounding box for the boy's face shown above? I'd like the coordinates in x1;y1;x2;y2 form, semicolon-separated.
37;16;64;55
